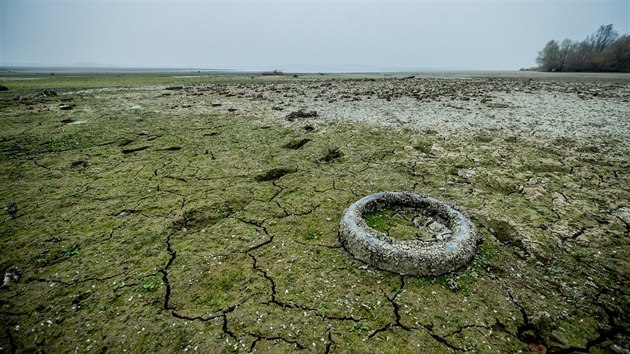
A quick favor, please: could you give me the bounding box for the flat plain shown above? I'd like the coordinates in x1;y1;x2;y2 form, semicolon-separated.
1;71;629;353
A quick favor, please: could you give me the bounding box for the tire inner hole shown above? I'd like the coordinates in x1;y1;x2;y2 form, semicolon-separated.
362;200;454;242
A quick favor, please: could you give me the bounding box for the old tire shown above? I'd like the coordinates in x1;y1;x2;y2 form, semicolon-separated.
339;192;480;276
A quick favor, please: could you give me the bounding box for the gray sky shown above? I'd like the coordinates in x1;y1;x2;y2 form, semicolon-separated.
1;0;629;71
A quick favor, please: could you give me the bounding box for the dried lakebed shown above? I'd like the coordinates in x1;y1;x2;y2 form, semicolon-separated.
1;72;629;352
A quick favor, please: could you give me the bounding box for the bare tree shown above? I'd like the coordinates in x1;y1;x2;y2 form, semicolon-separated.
588;24;619;53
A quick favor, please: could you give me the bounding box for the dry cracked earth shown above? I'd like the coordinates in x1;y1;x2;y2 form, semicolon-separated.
0;72;629;353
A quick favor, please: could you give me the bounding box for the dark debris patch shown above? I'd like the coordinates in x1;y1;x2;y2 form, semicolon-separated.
254;167;297;182
4;201;18;219
286;109;318;122
59;104;76;110
319;147;343;163
282;138;311;150
122;146;150;154
70;160;88;169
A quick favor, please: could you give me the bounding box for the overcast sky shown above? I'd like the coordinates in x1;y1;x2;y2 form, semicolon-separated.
1;0;628;71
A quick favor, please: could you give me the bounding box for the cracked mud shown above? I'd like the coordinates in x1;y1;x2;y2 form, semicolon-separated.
1;72;629;352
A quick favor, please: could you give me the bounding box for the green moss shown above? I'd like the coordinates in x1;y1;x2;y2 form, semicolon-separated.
364;210;397;233
302;230;320;241
413;140;433;153
1;73;627;353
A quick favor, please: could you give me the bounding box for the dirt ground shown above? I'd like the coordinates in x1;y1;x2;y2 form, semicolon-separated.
1;72;629;353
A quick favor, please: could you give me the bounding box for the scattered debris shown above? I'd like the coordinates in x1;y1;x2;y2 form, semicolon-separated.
39;90;57;97
286;109;318;122
4;201;18;219
457;168;476;179
319;147;343;163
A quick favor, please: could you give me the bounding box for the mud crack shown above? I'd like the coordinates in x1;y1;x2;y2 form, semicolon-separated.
159;233;177;311
248;332;305;351
324;328;335;354
369;275;409;339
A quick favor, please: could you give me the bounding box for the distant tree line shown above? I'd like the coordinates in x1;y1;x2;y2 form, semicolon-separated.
536;24;630;72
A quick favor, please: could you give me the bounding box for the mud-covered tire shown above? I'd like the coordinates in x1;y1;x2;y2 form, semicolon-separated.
339;192;480;276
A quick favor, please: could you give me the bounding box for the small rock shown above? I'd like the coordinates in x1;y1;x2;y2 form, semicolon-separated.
428;221;449;234
430;143;444;152
611;344;630;354
457;168;476;179
2;266;20;288
446;278;460;292
612;207;630;225
59;104;75;110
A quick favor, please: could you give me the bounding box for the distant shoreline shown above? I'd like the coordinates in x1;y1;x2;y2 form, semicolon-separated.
0;66;513;75
1;67;629;83
0;66;233;75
